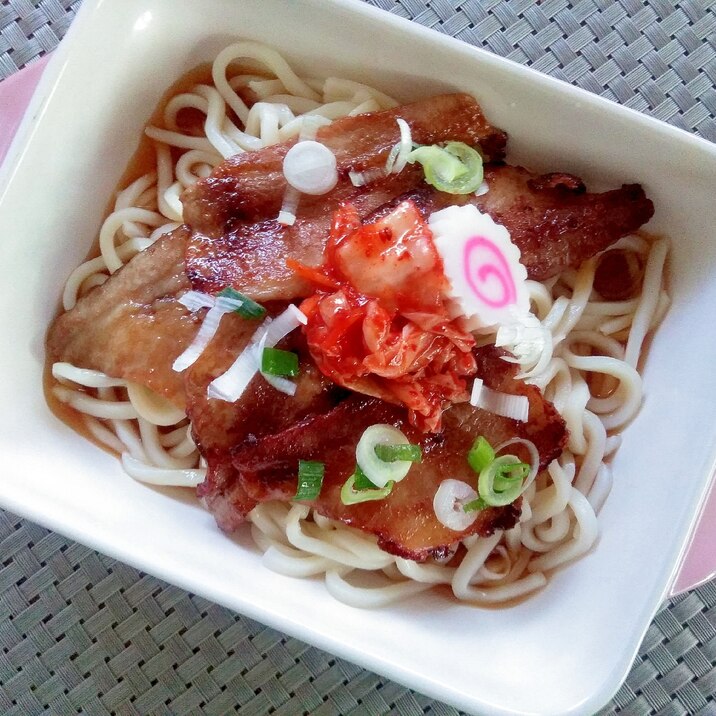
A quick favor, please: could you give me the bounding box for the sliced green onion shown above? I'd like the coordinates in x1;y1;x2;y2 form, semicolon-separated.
462;496;488;513
493;462;529;492
356;424;413;488
352;465;380;490
407;141;484;195
293;460;325;501
478;454;529;507
341;470;394;505
467;436;495;474
261;347;299;377
218;286;267;319
374;443;422;463
409;145;463;184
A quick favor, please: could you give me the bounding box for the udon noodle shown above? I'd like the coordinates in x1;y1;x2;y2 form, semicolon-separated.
50;42;669;608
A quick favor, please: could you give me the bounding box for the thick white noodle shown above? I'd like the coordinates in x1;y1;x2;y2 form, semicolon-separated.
121;453;206;487
62;236;153;310
212;42;321;125
528;489;599;572
50;41;669;609
587;464;613;513
284;506;394;571
137;419;197;470
125;382;186;426
145;126;216;152
83;416;126;454
322;77;398;109
52;385;138;420
625;239;669;368
324;569;433;608
262;545;336;578
99;208;165;273
52;363;126;389
395;558;455;584
175;150;221;187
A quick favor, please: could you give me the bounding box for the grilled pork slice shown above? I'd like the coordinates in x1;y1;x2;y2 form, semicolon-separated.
400;166;655;281
46;227;194;408
232;348;567;561
184;163;654;302
184;321;345;530
182;93;507;233
183;93;508;300
185;168;427;299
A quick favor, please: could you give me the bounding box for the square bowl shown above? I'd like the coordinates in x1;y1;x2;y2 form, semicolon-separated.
1;1;715;714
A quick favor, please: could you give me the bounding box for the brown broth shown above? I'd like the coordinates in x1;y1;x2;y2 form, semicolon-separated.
111;62;216;213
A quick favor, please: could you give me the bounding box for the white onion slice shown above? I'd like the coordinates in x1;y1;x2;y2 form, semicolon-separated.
172;296;244;372
384;117;412;174
351;118;412;187
348;167;385;187
262;373;298;396
216;297;244;312
495;314;547;369
433;479;479;531
207;342;261;402
277;120;336;225
264;304;308;338
355;424;412;488
208;305;307;402
470;378;484;405
283;140;338;195
470;380;529;422
277;186;300;226
178;290;216;312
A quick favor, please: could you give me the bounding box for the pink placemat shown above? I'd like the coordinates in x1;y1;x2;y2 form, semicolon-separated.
0;56;50;165
1;56;713;598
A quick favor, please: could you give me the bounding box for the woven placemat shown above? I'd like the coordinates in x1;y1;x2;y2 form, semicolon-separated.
1;511;715;716
0;0;79;78
1;1;715;714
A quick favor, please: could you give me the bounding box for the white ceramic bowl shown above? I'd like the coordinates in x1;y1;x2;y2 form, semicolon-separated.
1;1;715;714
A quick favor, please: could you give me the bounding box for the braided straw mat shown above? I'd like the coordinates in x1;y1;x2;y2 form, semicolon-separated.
1;0;715;714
